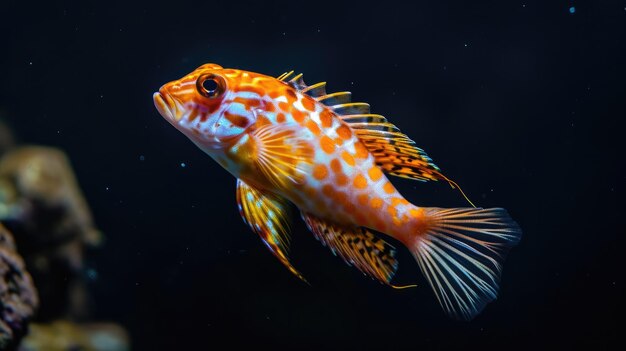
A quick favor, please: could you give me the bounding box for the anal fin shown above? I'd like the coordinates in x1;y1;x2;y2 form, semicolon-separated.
300;212;399;286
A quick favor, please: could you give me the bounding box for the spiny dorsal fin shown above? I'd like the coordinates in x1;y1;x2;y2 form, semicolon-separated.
236;180;307;283
276;71;327;99
277;71;474;205
300;212;399;286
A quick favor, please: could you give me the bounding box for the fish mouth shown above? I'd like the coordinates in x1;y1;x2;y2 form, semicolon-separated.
153;91;181;123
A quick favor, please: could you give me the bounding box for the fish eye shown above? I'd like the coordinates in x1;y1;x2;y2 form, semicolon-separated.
196;74;225;98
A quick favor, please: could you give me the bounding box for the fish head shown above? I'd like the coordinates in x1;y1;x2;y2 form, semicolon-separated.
153;63;257;150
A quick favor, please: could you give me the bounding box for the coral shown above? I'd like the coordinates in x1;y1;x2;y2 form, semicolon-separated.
0;146;101;321
0;223;38;350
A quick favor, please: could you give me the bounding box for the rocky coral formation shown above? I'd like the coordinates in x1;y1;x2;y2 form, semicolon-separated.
0;144;130;350
0;223;38;350
19;321;129;351
0;146;101;321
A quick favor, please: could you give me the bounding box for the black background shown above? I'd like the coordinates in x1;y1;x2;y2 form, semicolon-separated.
1;0;624;349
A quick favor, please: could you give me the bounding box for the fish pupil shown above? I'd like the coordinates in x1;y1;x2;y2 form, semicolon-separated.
202;79;218;94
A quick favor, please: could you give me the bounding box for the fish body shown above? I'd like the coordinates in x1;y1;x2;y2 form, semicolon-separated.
154;63;522;320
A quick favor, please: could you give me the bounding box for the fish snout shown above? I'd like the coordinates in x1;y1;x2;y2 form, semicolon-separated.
153;83;185;123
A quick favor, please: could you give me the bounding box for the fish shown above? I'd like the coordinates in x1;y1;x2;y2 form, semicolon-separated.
153;63;522;320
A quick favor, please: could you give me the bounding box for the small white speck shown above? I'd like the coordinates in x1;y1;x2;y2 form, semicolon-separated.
180;162;186;168
282;32;286;36
100;94;104;98
522;4;526;8
317;29;321;33
105;187;109;191
490;188;494;192
464;43;469;47
29;61;33;65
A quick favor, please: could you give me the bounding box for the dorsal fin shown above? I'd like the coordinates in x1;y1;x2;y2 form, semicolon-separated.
276;71;327;99
275;70;475;205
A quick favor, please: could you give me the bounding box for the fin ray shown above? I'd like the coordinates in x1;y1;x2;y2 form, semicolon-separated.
250;119;314;189
236;179;307;282
300;212;399;285
409;207;521;320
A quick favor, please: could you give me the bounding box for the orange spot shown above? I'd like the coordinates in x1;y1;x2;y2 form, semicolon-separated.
357;193;369;206
336;125;352;139
313;164;328;180
320;136;335;154
320;110;333;128
391;197;409;206
286;89;297;104
278;102;290;111
354;142;369;159
330;158;342;173
370;197;383;209
276;113;286;123
233;96;260;108
301;97;316;112
368;167;383;181
264;102;276;112
387;205;397;217
306;120;320;135
383;182;395;194
269;91;281;99
224;111;249;128
336;173;349;186
341;151;355;166
292;108;306;122
410;208;424;218
353;174;368;189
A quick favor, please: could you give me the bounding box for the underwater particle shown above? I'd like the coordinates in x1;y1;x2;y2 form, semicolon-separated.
180;162;186;168
139;155;145;161
86;268;98;280
569;6;575;14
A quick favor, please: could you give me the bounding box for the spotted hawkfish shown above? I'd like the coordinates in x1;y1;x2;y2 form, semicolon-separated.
153;63;521;320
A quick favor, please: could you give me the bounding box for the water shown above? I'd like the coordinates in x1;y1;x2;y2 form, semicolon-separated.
1;1;624;349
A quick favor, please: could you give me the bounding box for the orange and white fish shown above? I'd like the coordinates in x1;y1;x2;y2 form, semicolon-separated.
153;63;521;320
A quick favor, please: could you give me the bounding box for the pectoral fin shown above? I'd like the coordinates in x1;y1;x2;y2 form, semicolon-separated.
247;115;314;190
300;212;400;286
235;179;307;283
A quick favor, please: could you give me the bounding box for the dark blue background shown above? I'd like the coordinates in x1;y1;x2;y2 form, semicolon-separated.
2;0;624;349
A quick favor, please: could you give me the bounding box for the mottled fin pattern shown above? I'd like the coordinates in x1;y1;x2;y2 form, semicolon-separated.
412;207;522;320
276;70;445;183
250;121;314;189
236;180;307;283
300;212;398;285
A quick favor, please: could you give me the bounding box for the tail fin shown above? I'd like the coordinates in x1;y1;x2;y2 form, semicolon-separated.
408;207;521;320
